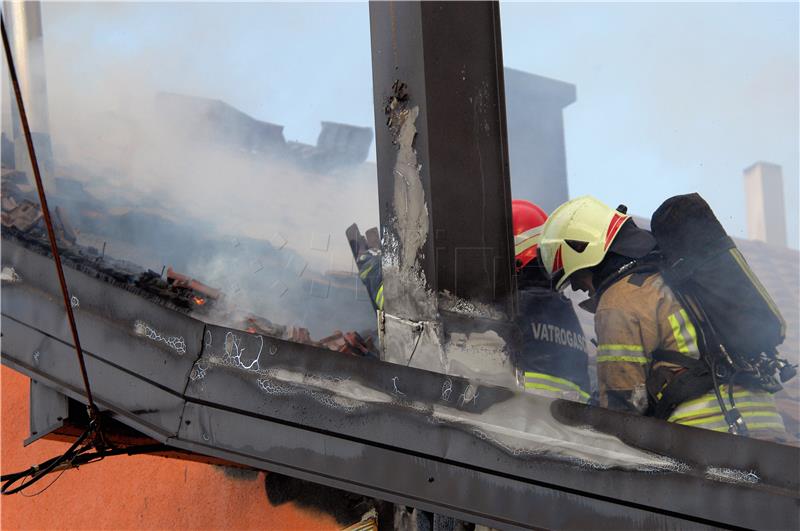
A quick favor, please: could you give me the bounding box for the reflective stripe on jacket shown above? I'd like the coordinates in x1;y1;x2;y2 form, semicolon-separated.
355;251;384;311
668;385;786;437
595;272;703;412
522;371;590;403
515;287;591;404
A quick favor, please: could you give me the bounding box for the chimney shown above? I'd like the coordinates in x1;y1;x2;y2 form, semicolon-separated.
503;68;576;213
315;121;373;169
4;1;56;186
743;161;787;246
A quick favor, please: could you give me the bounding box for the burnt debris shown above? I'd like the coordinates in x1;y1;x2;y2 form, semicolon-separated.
0;167;378;354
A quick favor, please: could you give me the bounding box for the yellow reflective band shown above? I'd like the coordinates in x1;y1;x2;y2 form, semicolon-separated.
359;263;374;279
671;398;776;419
597;345;647;363
740;422;787;432
597;355;649;364
524;372;583;392
597;344;644;352
670;402;781;423
669;313;689;354
524;383;590;402
705;422;787;433
674;388;765;411
525;383;567;394
523;372;590;399
702;424;788;433
655;380;671;401
375;285;384;310
680;309;698;351
707;426;734;433
677;411;784;428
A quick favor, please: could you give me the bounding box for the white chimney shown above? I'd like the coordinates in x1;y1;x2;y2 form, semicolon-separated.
3;0;55;184
743;161;787;247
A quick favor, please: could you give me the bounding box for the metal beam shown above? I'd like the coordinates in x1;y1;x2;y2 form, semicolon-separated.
369;1;514;316
369;1;517;377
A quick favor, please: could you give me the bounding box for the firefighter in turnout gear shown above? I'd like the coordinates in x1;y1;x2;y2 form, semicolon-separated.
346;224;384;312
538;196;791;442
347;199;591;404
511;200;591;403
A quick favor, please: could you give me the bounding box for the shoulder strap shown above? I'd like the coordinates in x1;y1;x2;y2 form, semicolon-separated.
652;349;704;368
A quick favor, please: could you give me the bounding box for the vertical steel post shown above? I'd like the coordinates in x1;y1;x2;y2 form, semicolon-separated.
2;0;55;183
369;1;516;377
370;2;514;376
370;0;514;314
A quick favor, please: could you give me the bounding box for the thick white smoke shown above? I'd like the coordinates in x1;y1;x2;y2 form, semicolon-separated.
3;2;380;336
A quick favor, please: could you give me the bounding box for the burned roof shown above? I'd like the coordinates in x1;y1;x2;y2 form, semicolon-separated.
156;92;373;172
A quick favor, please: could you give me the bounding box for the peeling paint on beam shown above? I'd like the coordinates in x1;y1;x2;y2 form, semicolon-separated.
369;1;514;315
369;1;517;380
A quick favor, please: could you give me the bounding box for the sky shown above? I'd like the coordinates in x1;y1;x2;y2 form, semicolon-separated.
3;1;798;248
501;2;799;247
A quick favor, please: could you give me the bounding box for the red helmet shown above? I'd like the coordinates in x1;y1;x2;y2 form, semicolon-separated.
512;199;548;271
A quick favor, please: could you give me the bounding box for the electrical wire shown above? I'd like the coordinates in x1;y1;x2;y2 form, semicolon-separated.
1;14;102;431
405;324;424;367
19;467;68;498
1;423;168;496
675;289;748;435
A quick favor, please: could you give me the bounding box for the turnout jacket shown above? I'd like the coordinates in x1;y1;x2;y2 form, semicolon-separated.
515;287;591;403
594;270;788;441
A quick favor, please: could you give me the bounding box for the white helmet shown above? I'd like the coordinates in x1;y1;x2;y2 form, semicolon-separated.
539;196;630;290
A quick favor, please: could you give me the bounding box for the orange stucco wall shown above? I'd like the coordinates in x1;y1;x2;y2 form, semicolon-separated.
1;365;337;530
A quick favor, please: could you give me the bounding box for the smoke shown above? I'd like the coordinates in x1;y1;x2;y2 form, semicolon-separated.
3;2;380;337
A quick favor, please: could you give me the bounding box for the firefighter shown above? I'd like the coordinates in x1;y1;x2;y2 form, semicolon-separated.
346;224;383;313
537;196;790;442
347;199;592;404
511;199;591;403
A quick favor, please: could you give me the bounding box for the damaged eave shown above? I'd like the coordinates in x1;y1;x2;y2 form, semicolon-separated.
2;237;798;530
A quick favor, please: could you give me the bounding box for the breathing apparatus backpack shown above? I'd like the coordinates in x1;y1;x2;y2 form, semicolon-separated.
648;193;796;434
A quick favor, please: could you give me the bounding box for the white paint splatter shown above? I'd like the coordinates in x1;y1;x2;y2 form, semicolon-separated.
1;267;21;282
134;320;187;355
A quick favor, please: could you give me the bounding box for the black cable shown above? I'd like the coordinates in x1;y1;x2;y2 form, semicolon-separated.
1;427;92;495
1;14;102;430
19;466;68;498
1;427;168;496
405;324;424;367
672;289;746;434
709;360;736;433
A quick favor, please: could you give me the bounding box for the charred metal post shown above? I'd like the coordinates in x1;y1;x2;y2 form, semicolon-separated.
369;2;516;378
